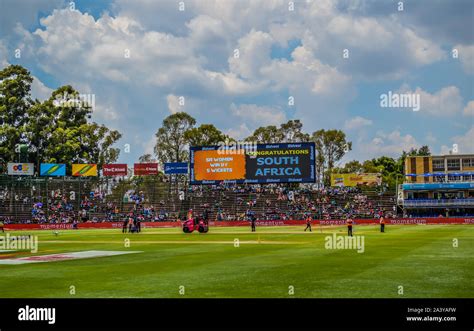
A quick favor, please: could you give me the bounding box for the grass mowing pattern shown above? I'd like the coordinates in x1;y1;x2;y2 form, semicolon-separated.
0;225;472;298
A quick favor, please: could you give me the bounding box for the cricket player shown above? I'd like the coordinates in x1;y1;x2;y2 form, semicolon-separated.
304;214;312;232
346;217;353;237
122;217;128;233
380;216;385;233
136;216;142;233
250;212;256;232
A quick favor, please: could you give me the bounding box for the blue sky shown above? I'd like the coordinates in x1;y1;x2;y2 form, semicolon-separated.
0;0;472;166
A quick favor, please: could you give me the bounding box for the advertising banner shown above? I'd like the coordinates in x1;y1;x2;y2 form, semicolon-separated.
40;163;66;176
190;143;315;184
102;164;128;176
7;163;34;176
5;218;473;230
402;182;474;190
164;162;188;174
72;164;98;177
134;163;159;176
331;173;381;187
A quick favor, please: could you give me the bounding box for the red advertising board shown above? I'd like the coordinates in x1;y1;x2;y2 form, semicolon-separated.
4;218;473;231
134;163;159;176
102;164;128;176
4;222;179;230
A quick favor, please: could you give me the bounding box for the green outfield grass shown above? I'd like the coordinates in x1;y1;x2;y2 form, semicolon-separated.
0;225;472;298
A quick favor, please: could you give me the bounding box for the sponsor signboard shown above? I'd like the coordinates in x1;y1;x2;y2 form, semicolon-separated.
4;218;472;231
134;163;159;176
72;164;98;177
330;173;381;187
40;163;66;177
164;162;188;174
102;164;128;176
7;163;34;176
190;143;316;184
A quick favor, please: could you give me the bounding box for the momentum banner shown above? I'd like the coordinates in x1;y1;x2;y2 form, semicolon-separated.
164;162;188;174
5;218;473;230
134;163;159;176
331;173;381;187
102;164;128;176
40;163;66;176
190;143;315;184
72;164;98;177
7;163;34;176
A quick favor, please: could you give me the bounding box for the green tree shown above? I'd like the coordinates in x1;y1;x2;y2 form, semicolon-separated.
138;154;156;163
0;65;34;167
26;86;121;166
333;160;363;174
361;156;405;189
280;119;310;142
154;112;196;163
245;119;311;143
311;129;352;185
245;125;283;143
416;145;431;156
1;66;121;172
184;124;229;146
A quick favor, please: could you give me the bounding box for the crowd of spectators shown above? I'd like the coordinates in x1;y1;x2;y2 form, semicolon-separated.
0;183;432;224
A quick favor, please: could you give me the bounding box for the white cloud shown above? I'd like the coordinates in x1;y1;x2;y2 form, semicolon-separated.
166;94;181;114
229;29;274;80
94;105;119;121
451;126;474;154
463;100;474;117
225;123;253;141
30;76;53;101
5;1;470;164
439;145;452;155
439;125;474;155
360;130;419;159
416;86;464;116
142;134;156;156
344;116;372;130
301;7;446;79
230;103;286;127
396;85;464;116
455;44;474;74
0;41;8;67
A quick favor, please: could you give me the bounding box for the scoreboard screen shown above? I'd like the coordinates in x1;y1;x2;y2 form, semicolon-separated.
190;142;315;184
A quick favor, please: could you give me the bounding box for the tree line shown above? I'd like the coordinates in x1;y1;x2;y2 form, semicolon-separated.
0;65;121;171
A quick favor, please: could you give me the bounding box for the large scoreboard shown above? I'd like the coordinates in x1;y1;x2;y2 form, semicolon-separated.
190;142;315;184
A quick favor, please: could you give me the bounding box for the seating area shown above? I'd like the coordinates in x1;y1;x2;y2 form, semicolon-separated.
0;177;397;223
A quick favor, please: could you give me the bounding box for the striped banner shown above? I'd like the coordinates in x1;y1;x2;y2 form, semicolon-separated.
72;164;98;177
40;164;66;176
